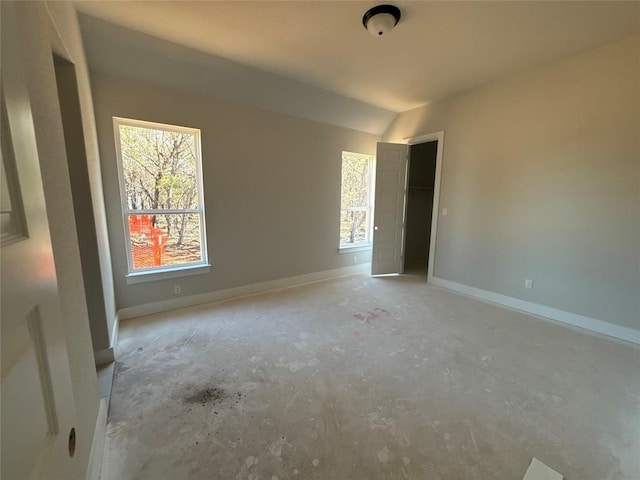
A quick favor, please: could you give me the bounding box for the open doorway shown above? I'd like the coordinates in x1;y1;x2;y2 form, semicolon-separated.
403;141;437;275
371;133;443;278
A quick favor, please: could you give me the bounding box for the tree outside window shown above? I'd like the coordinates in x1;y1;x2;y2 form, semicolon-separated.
114;117;207;272
340;151;374;247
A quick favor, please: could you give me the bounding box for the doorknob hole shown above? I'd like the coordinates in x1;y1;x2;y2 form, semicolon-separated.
68;427;76;457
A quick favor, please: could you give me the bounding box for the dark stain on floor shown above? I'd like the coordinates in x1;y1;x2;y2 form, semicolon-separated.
183;386;229;406
353;307;391;324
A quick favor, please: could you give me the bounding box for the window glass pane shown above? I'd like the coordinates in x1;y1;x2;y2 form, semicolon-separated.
341;153;371;209
340;210;368;246
128;213;202;270
119;125;199;211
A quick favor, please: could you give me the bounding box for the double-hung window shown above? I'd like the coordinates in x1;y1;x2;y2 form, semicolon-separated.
339;151;374;248
113;117;208;278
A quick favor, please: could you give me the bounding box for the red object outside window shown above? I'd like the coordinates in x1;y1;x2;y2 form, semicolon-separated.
128;215;166;268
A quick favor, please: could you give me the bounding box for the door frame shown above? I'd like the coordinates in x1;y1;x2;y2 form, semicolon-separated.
405;131;445;281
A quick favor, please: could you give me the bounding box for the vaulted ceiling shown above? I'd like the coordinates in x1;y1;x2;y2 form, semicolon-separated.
75;1;639;134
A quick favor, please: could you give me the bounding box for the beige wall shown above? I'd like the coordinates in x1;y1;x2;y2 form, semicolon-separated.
385;37;640;330
79;14;396;136
90;72;379;309
13;1;108;475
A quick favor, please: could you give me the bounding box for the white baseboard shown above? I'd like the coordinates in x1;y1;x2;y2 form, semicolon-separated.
86;398;108;480
428;275;640;345
94;312;121;366
93;347;114;367
118;263;371;321
110;312;120;360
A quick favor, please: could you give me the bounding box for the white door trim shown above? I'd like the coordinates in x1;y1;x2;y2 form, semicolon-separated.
406;131;445;281
86;398;108;480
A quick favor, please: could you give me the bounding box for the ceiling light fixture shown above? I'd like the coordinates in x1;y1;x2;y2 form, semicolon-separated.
362;4;401;37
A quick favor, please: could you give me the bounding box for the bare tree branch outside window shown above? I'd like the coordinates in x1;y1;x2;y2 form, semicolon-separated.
116;120;206;271
340;152;373;246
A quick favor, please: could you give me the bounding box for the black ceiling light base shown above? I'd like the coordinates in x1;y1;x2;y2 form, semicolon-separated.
362;5;401;37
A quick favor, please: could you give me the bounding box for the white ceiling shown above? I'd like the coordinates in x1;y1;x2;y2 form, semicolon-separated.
74;1;639;113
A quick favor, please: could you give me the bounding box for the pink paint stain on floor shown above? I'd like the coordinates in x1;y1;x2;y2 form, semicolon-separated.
353;329;362;337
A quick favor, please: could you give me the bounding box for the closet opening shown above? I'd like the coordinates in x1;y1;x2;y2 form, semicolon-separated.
403;140;437;275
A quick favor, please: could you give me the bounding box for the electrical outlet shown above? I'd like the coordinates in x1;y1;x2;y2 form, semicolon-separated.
174;285;181;295
442;208;448;216
525;279;533;289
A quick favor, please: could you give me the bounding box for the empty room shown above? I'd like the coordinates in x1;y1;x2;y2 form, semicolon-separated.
1;1;639;479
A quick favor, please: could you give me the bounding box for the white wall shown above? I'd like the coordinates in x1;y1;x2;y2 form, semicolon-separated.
90;72;380;309
12;1;107;475
385;37;640;331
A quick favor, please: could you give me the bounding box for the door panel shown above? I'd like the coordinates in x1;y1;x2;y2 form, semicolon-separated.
371;142;408;275
1;3;79;478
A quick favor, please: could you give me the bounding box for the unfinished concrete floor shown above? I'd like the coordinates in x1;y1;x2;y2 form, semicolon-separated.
102;274;640;480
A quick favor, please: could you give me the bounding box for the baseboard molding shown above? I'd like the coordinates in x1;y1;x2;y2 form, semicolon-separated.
118;263;371;321
93;347;114;367
428;276;640;345
86;398;108;480
110;312;120;360
94;312;121;367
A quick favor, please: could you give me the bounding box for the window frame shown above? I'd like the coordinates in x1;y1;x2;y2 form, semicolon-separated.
339;151;375;251
113;117;209;282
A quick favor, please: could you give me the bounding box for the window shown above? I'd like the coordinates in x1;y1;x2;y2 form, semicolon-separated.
339;151;374;248
113;117;208;276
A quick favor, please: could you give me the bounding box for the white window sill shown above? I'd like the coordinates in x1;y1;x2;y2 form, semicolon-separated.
338;244;372;254
126;264;211;284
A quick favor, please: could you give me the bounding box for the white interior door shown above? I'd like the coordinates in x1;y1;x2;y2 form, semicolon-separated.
371;142;408;275
1;4;79;478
